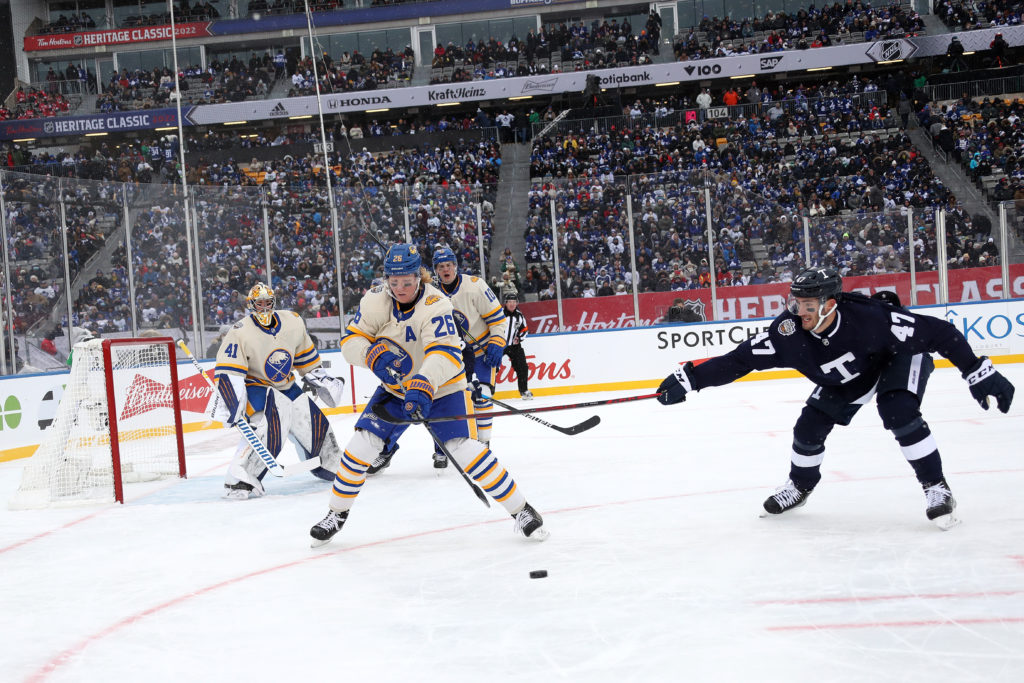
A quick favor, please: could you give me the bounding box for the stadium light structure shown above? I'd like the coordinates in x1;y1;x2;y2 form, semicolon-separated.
167;0;202;347
303;0;346;333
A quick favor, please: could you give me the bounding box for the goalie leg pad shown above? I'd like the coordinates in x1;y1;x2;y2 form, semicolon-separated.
286;394;339;481
448;438;526;514
329;429;384;512
225;440;267;495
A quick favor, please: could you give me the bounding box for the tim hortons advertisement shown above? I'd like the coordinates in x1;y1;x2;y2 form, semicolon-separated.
518;265;1024;333
24;22;212;51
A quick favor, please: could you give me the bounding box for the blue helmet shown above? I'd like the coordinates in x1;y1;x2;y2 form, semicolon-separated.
432;246;457;269
383;244;422;276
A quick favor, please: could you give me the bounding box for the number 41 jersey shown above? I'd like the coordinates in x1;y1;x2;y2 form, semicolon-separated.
690;293;980;401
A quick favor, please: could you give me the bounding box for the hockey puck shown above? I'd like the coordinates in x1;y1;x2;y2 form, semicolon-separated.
529;570;548;579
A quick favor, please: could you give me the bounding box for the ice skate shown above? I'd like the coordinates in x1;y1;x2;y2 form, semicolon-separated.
521;390;533;400
310;509;348;547
923;479;959;530
223;481;263;500
432;451;448;469
513;502;549;541
366;445;397;476
760;479;813;517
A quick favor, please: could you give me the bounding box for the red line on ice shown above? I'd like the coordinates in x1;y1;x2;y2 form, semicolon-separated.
766;616;1024;632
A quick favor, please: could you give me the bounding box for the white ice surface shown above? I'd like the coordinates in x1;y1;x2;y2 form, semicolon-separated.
1;365;1023;683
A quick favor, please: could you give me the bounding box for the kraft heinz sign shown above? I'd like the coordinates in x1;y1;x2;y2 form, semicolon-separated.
24;22;212;51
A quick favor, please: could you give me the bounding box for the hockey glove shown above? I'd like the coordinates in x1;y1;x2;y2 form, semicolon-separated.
214;373;249;424
402;375;434;419
468;378;486;402
657;361;697;405
482;340;504;368
304;367;346;408
366;341;411;385
964;356;1015;413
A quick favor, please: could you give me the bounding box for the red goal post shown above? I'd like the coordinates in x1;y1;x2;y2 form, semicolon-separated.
102;337;187;503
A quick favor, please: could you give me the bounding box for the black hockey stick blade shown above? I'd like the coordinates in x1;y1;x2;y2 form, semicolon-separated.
485;394;601;435
554;414;601;435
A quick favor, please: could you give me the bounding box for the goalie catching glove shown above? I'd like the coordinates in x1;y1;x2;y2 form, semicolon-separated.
303;366;346;408
657;361;697;405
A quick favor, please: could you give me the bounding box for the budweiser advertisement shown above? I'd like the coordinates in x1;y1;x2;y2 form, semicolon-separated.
24;22;212;51
519;265;1024;333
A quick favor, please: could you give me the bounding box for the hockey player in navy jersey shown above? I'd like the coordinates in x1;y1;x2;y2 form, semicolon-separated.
657;266;1015;529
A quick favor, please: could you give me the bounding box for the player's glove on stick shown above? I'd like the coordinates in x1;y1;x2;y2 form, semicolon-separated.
402;375;434;419
657;361;696;405
482;340;504;368
366;341;410;385
304;366;345;408
214;374;248;424
963;356;1014;413
468;378;485;402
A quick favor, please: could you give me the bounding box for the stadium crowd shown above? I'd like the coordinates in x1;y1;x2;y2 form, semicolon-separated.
933;0;1024;29
518;77;971;297
920;93;1024;206
674;1;924;59
430;14;662;84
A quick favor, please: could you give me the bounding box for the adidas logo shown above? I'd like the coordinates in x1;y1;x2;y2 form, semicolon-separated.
269;102;289;116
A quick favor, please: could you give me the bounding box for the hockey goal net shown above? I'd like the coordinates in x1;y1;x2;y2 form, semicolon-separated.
10;337;187;509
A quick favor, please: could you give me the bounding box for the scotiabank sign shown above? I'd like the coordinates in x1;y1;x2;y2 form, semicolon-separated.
24;22;212;51
519;265;1024;333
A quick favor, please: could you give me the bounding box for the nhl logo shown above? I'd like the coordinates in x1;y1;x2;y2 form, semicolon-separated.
778;319;797;336
881;41;901;61
73;34;84;46
43;121;54;134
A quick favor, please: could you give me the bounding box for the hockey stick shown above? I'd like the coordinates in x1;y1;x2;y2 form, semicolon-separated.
419;410;490;508
176;339;291;478
372;391;663;425
382;367;490;507
480;391;600;435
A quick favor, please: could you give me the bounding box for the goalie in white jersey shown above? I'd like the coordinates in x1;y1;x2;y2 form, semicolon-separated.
214;283;346;499
309;243;547;546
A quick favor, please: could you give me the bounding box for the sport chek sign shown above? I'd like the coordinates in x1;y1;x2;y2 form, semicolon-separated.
24;22;212;51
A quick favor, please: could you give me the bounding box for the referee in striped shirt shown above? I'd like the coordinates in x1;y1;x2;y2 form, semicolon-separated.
502;292;532;399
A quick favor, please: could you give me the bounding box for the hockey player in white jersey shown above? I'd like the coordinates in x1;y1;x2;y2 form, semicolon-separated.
214;283;346;499
309;243;546;546
367;245;508;475
431;245;508;447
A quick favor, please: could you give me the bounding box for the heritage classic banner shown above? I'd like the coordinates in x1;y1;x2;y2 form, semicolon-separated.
518;265;1024;334
23;22;212;51
0;107;191;139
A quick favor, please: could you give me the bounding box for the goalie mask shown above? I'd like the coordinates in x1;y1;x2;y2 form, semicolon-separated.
247;283;276;326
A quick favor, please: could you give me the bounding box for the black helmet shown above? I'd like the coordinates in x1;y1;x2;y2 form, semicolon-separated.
503;291;519;303
790;267;842;301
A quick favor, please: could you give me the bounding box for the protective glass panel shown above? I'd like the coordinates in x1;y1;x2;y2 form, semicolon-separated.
3;172;68;373
1002;202;1024;300
192;183;266;357
941;206;1007;304
126;182;196;346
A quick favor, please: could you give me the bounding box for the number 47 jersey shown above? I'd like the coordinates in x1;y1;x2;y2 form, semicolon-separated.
341;282;467;400
689;292;981;401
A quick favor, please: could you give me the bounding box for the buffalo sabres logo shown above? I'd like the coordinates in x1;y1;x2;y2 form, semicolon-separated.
425;294;441;305
264;348;293;383
778;319;797;336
